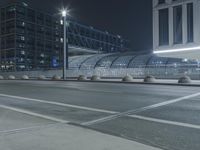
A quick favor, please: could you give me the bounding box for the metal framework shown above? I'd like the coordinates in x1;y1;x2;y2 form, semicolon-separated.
0;2;130;72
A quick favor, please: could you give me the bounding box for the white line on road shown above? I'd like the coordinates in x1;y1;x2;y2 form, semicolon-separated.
0;123;61;135
1;93;200;130
0;93;116;114
131;115;200;130
82;92;200;126
0;104;69;123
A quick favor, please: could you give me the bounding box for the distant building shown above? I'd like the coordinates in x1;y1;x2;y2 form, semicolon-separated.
0;2;129;72
153;0;200;59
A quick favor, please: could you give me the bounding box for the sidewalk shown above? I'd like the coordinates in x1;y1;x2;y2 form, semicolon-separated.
94;78;200;86
0;123;161;150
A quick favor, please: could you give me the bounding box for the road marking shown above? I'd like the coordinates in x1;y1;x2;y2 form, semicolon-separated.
82;92;200;126
1;93;200;130
0;104;69;123
0;93;116;114
131;115;200;130
0;123;61;135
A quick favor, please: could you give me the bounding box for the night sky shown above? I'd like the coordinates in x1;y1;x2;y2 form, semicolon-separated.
2;0;153;52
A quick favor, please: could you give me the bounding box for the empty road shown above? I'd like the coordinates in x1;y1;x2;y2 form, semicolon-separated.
0;80;200;150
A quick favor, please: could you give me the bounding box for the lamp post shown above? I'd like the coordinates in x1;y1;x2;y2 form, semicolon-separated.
62;10;69;80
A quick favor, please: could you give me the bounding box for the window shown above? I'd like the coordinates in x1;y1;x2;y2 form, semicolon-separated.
37;12;44;25
16;5;26;19
159;8;169;46
173;5;183;44
27;8;35;23
6;6;16;19
187;3;193;43
158;0;165;4
6;36;15;49
1;8;6;21
6;21;15;34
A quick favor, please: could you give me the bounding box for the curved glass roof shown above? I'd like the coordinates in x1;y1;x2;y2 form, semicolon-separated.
111;55;134;68
69;53;199;70
128;54;153;68
95;55;119;68
80;54;111;69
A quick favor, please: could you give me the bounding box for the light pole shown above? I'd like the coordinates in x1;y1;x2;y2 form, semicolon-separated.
62;10;69;80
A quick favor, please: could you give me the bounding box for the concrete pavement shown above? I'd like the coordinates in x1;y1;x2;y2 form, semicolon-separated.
0;108;160;150
0;80;200;149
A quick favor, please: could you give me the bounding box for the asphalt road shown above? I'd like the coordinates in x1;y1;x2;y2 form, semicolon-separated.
0;80;200;150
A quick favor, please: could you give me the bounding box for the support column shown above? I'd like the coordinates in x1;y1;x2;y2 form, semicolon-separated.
153;9;159;50
182;4;187;44
169;6;174;47
193;0;200;45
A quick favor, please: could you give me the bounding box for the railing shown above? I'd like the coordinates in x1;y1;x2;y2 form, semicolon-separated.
0;64;200;80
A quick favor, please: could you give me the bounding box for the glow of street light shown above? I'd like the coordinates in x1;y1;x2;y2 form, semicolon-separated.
61;9;70;17
62;10;67;17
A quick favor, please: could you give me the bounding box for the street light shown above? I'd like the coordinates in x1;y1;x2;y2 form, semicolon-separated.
61;9;70;80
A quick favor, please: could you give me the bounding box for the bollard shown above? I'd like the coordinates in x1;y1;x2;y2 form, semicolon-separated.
21;75;29;80
52;75;61;80
91;75;101;81
178;76;191;84
0;75;4;80
38;75;46;80
122;75;133;82
78;75;87;81
8;75;16;80
144;75;156;83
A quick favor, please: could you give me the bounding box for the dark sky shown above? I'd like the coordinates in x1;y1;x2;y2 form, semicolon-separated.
3;0;153;52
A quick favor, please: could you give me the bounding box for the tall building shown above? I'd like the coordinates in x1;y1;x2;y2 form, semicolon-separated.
153;0;200;59
0;2;129;72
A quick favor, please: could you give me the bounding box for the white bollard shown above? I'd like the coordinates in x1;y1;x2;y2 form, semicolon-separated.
91;75;101;81
21;75;29;80
38;75;46;80
8;75;16;80
144;75;156;83
52;75;61;80
0;75;4;80
78;75;87;81
178;76;191;84
122;75;133;82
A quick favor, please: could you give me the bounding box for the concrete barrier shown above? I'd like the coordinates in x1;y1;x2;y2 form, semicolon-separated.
78;75;87;81
38;75;46;80
144;75;156;83
8;75;16;80
52;75;61;80
0;75;4;80
122;75;133;82
91;75;101;81
178;76;191;84
21;75;29;80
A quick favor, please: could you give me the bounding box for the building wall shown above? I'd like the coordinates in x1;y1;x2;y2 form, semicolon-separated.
153;0;200;52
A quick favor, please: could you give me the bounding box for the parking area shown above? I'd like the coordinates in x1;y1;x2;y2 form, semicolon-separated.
0;80;200;150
